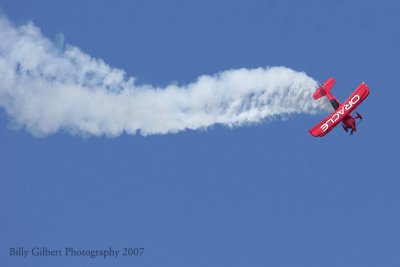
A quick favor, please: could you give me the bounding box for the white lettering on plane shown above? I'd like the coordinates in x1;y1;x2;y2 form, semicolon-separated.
320;94;360;132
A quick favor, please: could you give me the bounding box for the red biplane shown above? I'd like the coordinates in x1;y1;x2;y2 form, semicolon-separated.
309;78;369;137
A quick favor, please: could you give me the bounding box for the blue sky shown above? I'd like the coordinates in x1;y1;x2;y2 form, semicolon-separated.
1;0;400;266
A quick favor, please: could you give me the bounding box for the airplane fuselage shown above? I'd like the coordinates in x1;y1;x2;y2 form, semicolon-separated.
328;94;357;132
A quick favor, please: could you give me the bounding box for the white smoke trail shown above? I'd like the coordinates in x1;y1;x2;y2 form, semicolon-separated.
0;16;329;137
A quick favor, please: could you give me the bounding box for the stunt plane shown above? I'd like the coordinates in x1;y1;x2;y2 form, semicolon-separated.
309;78;370;137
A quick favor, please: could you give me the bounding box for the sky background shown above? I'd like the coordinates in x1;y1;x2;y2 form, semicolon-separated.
1;0;400;266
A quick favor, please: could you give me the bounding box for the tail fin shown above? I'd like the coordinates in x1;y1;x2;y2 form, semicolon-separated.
313;78;335;100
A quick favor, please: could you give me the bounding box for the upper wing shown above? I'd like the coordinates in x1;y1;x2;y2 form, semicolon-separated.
309;83;370;137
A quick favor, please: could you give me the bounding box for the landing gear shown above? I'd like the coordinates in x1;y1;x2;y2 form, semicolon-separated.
342;124;349;132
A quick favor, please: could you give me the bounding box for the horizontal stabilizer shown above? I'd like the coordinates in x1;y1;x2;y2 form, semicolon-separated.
313;77;335;100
